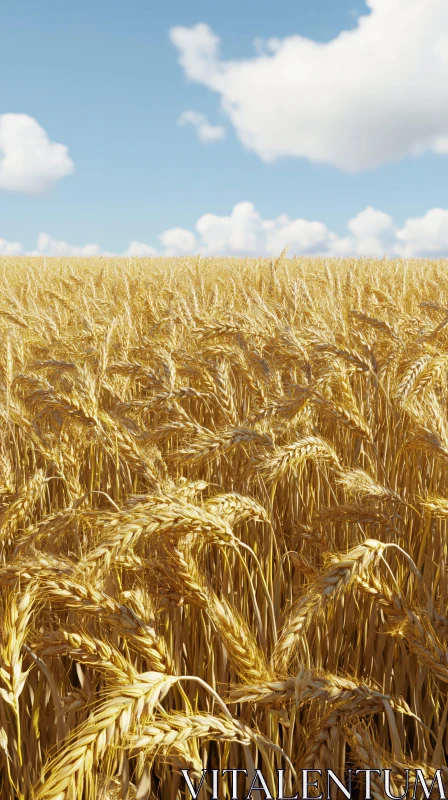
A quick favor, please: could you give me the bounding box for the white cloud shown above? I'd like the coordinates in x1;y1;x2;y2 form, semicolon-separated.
4;203;448;259
37;233;101;257
347;207;395;240
0;114;74;193
195;201;336;256
159;227;197;256
177;110;225;142
0;238;24;256
394;208;448;257
332;207;397;257
124;241;158;257
195;202;265;255
170;23;221;84
169;2;448;171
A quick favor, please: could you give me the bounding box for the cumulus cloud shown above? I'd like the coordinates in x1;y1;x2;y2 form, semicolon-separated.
158;227;197;256
169;2;448;171
125;241;158;257
394;208;448;257
194;202;336;256
0;114;74;193
37;233;101;257
4;203;448;259
0;238;24;256
191;203;448;258
177;110;225;142
170;23;221;84
332;207;397;258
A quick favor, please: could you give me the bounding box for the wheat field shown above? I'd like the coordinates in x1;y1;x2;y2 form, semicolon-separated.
0;254;447;799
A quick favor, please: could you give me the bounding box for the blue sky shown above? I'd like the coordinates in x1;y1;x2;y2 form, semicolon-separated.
1;0;448;257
